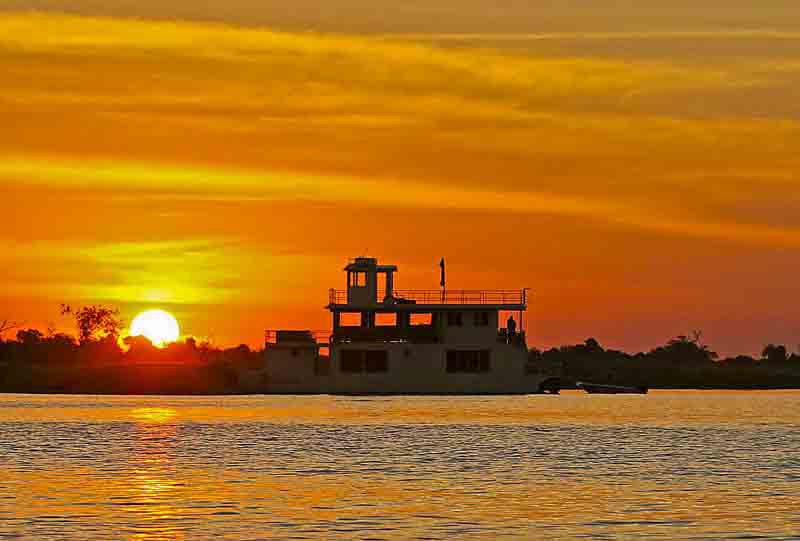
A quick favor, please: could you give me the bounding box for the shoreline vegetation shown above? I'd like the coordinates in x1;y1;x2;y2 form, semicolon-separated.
1;309;799;394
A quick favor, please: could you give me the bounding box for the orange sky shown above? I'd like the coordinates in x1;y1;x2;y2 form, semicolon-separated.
1;4;799;355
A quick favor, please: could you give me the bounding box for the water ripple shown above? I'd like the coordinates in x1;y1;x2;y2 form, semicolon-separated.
1;393;799;539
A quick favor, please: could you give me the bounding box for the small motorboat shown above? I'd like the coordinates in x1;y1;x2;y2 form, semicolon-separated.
537;377;561;394
576;382;648;394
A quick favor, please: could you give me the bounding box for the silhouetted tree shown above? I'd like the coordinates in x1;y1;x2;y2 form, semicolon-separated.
0;319;21;337
162;338;206;365
762;344;788;363
527;347;542;363
122;334;159;362
584;337;603;354
723;355;758;366
61;304;122;344
1;329;79;365
648;331;718;364
16;328;44;345
45;333;78;349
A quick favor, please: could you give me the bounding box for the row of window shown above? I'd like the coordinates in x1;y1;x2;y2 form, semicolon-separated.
340;349;389;373
337;349;491;374
349;271;367;287
337;311;492;328
445;350;491;373
446;311;490;327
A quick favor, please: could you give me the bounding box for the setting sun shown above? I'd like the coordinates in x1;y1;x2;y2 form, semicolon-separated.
130;309;180;347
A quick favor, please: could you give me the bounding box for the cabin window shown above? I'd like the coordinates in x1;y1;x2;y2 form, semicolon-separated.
446;350;490;373
375;313;397;327
446;312;463;327
410;313;432;326
365;350;389;372
473;311;490;327
339;312;361;327
340;350;363;373
340;350;389;373
351;271;367;287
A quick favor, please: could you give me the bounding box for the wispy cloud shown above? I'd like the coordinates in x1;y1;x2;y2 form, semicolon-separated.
0;12;762;116
3;154;800;248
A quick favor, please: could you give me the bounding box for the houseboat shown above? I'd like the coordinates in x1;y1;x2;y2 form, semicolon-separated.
250;257;551;394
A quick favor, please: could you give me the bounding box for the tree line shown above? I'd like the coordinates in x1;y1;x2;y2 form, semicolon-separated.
530;332;800;389
2;304;260;365
0;305;260;394
1;306;799;391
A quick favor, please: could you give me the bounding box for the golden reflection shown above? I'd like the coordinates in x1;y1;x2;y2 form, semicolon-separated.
131;407;178;424
129;411;184;541
130;533;185;541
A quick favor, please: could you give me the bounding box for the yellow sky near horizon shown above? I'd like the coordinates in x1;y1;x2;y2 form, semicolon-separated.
1;9;799;355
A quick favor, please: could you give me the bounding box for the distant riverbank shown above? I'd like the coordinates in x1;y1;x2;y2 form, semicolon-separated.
3;359;800;395
2;364;800;396
3;329;799;394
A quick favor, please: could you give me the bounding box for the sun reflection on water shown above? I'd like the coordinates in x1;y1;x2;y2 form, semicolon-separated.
131;407;178;424
126;407;185;540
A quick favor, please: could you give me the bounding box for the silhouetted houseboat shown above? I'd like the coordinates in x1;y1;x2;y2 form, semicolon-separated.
253;257;549;394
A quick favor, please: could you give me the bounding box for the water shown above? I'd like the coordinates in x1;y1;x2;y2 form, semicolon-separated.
1;392;799;540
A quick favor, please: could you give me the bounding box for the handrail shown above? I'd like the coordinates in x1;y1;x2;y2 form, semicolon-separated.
328;288;526;305
264;330;331;345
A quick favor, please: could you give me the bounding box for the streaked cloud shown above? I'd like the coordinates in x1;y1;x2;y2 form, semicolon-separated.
2;154;800;249
0;13;741;112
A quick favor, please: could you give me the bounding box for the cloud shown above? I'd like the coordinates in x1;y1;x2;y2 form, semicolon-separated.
3;154;800;248
0;12;757;117
3;0;799;34
1;12;800;247
0;236;328;307
1;15;797;188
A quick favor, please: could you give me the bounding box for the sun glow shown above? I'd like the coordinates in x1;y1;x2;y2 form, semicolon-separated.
130;309;180;347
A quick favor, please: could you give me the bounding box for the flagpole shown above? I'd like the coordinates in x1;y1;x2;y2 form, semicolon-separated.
439;257;445;304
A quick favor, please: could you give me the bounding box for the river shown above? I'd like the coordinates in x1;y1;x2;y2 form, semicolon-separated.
1;391;799;539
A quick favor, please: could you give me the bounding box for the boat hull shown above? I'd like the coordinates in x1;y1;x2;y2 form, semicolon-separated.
247;341;555;395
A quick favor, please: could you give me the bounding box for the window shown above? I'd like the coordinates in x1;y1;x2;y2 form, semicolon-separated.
339;312;361;327
473;311;490;327
410;313;432;326
365;350;389;372
446;312;463;327
340;350;389;373
375;313;397;327
446;350;490;373
353;271;367;287
340;350;363;373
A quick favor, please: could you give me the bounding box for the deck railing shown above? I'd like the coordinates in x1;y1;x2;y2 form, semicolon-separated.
328;289;526;306
331;325;439;344
266;327;526;346
264;330;331;346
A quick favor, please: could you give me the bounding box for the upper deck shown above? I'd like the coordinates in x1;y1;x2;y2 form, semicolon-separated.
328;288;527;311
328;256;528;312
